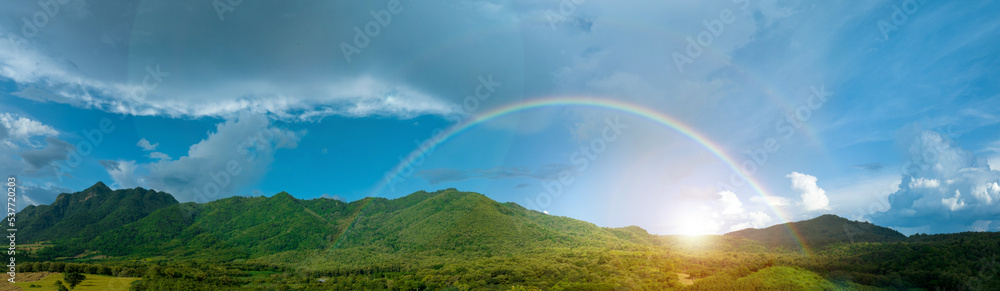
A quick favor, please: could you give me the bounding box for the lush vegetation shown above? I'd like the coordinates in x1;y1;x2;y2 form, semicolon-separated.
15;183;1000;290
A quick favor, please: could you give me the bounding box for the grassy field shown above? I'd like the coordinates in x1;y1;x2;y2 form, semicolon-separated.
684;266;891;290
11;273;140;291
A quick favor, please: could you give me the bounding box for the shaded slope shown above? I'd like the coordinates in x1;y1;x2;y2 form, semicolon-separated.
89;192;339;259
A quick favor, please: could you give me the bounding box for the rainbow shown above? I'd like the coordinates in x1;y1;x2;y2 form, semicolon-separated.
368;96;813;255
389;18;825;149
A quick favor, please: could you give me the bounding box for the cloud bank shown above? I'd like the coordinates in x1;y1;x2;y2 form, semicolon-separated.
0;112;73;209
872;130;1000;233
101;112;304;202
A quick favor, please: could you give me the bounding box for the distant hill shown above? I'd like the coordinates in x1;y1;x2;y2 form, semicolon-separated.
724;214;906;251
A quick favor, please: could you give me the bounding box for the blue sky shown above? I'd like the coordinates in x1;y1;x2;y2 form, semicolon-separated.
2;0;999;235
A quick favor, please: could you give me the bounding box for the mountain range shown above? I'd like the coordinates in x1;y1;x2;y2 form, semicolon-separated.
21;183;663;261
18;182;911;257
16;182;1000;290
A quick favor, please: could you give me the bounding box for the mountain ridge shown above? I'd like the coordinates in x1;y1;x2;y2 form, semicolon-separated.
23;182;970;261
26;183;653;263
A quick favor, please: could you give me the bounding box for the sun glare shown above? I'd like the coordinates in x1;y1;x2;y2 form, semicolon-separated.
673;209;721;236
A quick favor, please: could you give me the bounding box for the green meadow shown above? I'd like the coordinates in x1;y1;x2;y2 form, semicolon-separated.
13;273;139;291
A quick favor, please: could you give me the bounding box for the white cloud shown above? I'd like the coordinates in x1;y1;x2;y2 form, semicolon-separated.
715;191;774;232
3;50;459;120
942;190;967;211
101;112;304;202
148;152;171;160
99;160;144;189
786;172;831;211
987;154;1000;171
728;211;773;232
718;190;744;215
0;113;71;175
319;193;345;201
674;205;726;235
137;138;159;151
969;182;999;205
909;177;941;189
0;2;495;121
670;191;774;234
750;195;791;207
873;130;1000;233
0;113;80;206
971;220;993;232
0;113;58;143
822;173;901;222
0;0;811;125
665;190;775;235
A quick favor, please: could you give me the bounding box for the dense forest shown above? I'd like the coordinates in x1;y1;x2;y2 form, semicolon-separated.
10;183;1000;290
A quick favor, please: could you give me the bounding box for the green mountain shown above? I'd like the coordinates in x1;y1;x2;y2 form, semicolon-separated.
18;182;179;245
24;183;657;258
724;214;907;251
85;191;340;259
